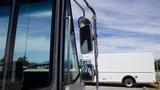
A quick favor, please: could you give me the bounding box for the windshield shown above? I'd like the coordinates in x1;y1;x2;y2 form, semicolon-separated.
0;0;53;90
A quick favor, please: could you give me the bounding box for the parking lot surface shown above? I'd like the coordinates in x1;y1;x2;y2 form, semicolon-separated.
85;86;143;90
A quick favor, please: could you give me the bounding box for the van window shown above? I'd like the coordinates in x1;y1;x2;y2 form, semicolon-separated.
64;15;79;85
0;1;11;88
12;0;52;89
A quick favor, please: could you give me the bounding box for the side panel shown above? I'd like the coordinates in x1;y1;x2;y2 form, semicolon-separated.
97;72;156;83
97;53;155;73
84;53;156;84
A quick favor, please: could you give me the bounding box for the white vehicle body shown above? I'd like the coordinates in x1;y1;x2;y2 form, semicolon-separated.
82;53;156;85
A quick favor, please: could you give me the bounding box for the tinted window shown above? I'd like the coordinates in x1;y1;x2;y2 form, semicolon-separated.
0;1;11;88
64;15;79;85
12;0;52;89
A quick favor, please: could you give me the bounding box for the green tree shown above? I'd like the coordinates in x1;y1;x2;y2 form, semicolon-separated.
17;56;29;66
155;59;160;71
0;57;4;64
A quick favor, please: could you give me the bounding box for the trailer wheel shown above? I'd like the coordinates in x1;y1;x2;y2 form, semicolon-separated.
124;78;134;88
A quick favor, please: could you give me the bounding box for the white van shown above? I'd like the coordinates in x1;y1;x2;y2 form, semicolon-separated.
82;53;156;87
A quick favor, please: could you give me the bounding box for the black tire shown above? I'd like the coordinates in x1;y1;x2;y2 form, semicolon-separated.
124;78;134;88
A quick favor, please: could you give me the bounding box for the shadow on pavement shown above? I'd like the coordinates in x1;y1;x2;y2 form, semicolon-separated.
85;82;156;88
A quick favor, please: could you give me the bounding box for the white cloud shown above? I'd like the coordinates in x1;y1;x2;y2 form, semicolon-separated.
14;35;50;53
95;7;160;35
98;37;160;58
29;11;52;17
0;36;7;48
71;0;160;58
72;0;160;35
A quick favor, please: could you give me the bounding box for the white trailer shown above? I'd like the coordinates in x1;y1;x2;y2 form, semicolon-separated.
82;53;156;87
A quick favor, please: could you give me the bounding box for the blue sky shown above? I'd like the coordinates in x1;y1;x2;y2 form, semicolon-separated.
0;0;160;63
71;0;160;59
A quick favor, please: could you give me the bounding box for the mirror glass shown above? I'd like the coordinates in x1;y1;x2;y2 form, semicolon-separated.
81;64;94;81
78;17;93;54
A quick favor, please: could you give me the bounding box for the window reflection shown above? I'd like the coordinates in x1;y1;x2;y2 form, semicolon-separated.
0;2;11;87
12;0;52;89
64;16;79;85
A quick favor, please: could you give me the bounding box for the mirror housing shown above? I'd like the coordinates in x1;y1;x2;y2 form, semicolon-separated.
80;63;95;81
78;17;93;54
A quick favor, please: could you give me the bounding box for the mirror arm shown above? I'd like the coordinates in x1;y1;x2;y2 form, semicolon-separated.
83;0;96;15
83;0;99;90
73;0;85;16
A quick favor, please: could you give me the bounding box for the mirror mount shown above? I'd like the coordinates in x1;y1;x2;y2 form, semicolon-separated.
83;0;99;89
73;0;85;16
78;16;90;28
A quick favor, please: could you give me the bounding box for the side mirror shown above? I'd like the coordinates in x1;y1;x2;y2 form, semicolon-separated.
78;17;93;54
80;64;94;81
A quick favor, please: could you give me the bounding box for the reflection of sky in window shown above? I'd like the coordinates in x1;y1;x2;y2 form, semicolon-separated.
64;18;79;73
17;1;52;38
14;0;52;63
0;7;10;59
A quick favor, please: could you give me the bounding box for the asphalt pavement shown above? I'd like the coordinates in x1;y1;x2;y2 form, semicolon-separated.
85;86;143;90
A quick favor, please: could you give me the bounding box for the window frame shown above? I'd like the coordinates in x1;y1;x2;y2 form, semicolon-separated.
14;0;53;89
63;0;81;85
1;0;57;90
